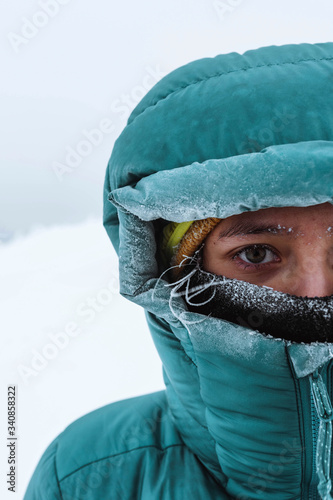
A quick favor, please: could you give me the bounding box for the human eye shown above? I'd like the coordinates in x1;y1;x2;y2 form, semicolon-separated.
232;244;280;270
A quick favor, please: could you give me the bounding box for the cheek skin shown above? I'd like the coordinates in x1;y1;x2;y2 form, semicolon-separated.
202;239;241;277
202;242;222;275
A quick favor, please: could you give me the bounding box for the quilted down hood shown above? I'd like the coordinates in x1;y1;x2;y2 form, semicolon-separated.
103;42;333;499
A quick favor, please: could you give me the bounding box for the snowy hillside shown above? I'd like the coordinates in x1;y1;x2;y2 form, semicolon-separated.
0;219;164;499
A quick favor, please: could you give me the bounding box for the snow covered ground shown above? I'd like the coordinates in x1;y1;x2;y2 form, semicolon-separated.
0;219;164;499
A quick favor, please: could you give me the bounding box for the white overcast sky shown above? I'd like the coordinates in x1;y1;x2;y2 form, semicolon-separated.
1;0;333;240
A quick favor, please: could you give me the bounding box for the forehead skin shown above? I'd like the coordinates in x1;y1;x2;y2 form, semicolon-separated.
210;202;333;241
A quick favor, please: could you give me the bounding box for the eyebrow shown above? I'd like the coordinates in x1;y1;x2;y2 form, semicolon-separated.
218;221;298;239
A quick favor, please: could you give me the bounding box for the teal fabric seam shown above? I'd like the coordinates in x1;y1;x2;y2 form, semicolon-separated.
59;443;186;482
53;442;64;500
128;55;333;127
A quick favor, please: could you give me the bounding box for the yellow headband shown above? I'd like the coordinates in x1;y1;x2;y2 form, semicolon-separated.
159;221;193;268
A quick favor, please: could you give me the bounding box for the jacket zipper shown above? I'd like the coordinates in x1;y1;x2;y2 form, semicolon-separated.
309;366;333;500
309;389;321;500
297;372;320;500
322;362;333;500
288;358;316;500
290;361;332;500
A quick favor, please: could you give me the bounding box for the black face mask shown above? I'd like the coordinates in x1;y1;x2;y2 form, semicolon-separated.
174;251;333;344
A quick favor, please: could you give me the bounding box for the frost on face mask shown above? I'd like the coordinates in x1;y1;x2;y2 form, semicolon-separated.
168;249;333;344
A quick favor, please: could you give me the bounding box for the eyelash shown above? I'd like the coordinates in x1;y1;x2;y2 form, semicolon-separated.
232;244;280;270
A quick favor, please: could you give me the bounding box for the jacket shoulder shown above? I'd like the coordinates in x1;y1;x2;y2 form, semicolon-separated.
24;391;185;499
24;435;61;499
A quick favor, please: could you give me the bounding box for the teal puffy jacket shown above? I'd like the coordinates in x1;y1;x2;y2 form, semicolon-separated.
25;42;333;499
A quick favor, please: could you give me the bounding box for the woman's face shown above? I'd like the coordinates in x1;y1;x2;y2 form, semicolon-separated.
202;202;333;297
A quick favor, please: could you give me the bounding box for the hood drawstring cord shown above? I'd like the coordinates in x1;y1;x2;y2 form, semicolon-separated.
310;370;333;499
